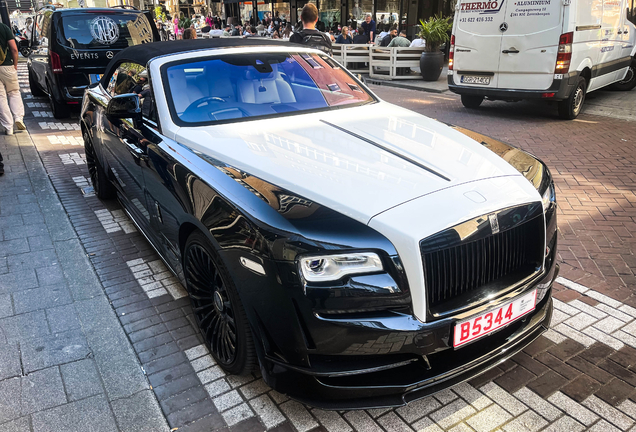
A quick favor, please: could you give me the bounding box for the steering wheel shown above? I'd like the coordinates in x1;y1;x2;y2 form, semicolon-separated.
182;96;229;118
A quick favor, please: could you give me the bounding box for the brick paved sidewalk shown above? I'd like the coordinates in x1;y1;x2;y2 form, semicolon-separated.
6;64;636;432
0;111;169;429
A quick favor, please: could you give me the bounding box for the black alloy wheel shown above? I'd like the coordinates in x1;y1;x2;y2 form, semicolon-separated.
184;231;255;374
28;69;44;97
84;131;115;199
558;76;586;120
611;59;636;91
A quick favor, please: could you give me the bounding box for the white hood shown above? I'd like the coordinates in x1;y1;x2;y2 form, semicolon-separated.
175;102;523;225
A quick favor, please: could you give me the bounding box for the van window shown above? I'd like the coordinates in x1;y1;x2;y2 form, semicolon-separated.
58;13;154;50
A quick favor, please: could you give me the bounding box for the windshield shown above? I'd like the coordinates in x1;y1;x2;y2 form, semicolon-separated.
60;13;154;49
164;52;375;125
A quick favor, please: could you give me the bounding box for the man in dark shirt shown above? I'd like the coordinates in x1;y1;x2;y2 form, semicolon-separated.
380;27;397;46
289;3;332;55
352;27;367;44
360;13;376;44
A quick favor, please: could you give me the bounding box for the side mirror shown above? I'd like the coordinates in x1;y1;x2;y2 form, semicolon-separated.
106;93;142;128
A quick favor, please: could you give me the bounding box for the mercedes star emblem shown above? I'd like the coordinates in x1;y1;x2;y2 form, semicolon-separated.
106;51;114;59
499;22;508;32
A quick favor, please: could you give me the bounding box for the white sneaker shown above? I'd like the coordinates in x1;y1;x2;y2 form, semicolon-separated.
5;129;14;135
15;120;26;131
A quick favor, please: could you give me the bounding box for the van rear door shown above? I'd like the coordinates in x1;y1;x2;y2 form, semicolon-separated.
452;1;507;88
497;0;564;90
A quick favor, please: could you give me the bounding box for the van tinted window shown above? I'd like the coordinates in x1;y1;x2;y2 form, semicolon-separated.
59;13;154;49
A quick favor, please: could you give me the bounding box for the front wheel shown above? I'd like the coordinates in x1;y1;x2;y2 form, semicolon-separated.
84;131;115;200
611;59;636;91
184;231;255;375
461;95;484;109
558;77;586;120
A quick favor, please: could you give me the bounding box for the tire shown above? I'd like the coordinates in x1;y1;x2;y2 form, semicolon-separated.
461;95;484;109
558;77;586;120
184;231;255;375
83;130;115;200
28;69;45;97
48;84;70;119
611;59;636;91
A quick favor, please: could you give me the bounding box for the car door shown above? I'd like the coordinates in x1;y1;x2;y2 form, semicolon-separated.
100;62;152;229
592;0;623;88
497;0;564;90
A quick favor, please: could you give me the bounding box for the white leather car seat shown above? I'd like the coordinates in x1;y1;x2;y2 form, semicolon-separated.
239;68;295;105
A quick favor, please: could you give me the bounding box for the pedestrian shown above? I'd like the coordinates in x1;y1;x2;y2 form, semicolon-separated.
0;21;25;137
183;28;197;39
336;26;353;44
361;13;376;44
387;29;410;47
289;3;332;55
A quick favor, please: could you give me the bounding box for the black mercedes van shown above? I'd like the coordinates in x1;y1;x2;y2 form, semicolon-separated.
27;6;159;118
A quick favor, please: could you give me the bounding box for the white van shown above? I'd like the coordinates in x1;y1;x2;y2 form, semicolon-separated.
448;0;636;119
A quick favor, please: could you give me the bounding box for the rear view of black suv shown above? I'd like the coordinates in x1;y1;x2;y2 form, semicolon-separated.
27;6;159;118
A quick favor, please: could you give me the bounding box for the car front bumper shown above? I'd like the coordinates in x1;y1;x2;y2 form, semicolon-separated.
256;262;558;410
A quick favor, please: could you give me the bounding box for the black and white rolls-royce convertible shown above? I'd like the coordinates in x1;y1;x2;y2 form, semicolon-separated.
81;39;558;409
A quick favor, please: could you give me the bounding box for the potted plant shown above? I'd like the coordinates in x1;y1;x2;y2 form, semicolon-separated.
418;14;452;81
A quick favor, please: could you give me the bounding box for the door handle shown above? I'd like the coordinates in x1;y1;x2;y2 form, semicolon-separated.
618;30;623;34
502;49;520;54
123;139;148;161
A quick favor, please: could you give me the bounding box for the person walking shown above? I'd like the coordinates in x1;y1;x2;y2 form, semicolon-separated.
0;21;25;137
289;3;332;55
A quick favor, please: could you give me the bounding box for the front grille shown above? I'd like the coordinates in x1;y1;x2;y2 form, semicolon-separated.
422;212;544;313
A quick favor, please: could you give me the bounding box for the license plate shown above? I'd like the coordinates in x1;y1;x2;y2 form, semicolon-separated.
453;290;537;348
461;75;491;85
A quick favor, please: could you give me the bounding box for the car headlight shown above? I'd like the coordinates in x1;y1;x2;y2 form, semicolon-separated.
542;181;556;211
299;252;383;282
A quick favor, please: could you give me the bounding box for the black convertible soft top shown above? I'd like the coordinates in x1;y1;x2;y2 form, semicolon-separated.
101;38;297;85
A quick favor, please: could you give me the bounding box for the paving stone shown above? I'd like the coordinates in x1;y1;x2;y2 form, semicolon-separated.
31;394;118;432
429;398;477;429
466;404;512;432
609;346;636;369
525;371;568;398
0;416;31;432
111;389;170;432
412;416;444;432
166;397;217;428
596;378;636;406
60;359;103;402
495;366;537;393
0;238;30;257
148;362;194;389
172;412;226;432
45;303;82;333
583;395;635;430
376;411;412;432
197;366;226;385
0;293;13;318
566;355;614;383
21;366;67;415
0;269;39;294
238;379;270;400
598;359;636;386
501;410;548;432
560;374;603;403
0;310;50;343
279;400;319;432
160;385;208;415
0;377;22;423
222;403;255;427
396;396;442;423
0;342;21;380
479;382;527;416
20;329;90;373
249;394;286;430
540;415;584;432
513;387;562;421
12;284;72;314
587;419;622;432
547;392;598;426
153;373;201;401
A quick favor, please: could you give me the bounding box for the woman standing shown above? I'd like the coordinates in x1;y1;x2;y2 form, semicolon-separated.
173;13;182;39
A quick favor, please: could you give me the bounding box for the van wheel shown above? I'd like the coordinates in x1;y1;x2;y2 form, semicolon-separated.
29;70;45;97
558;77;586;120
611;59;636;91
461;95;484;109
48;84;70;119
